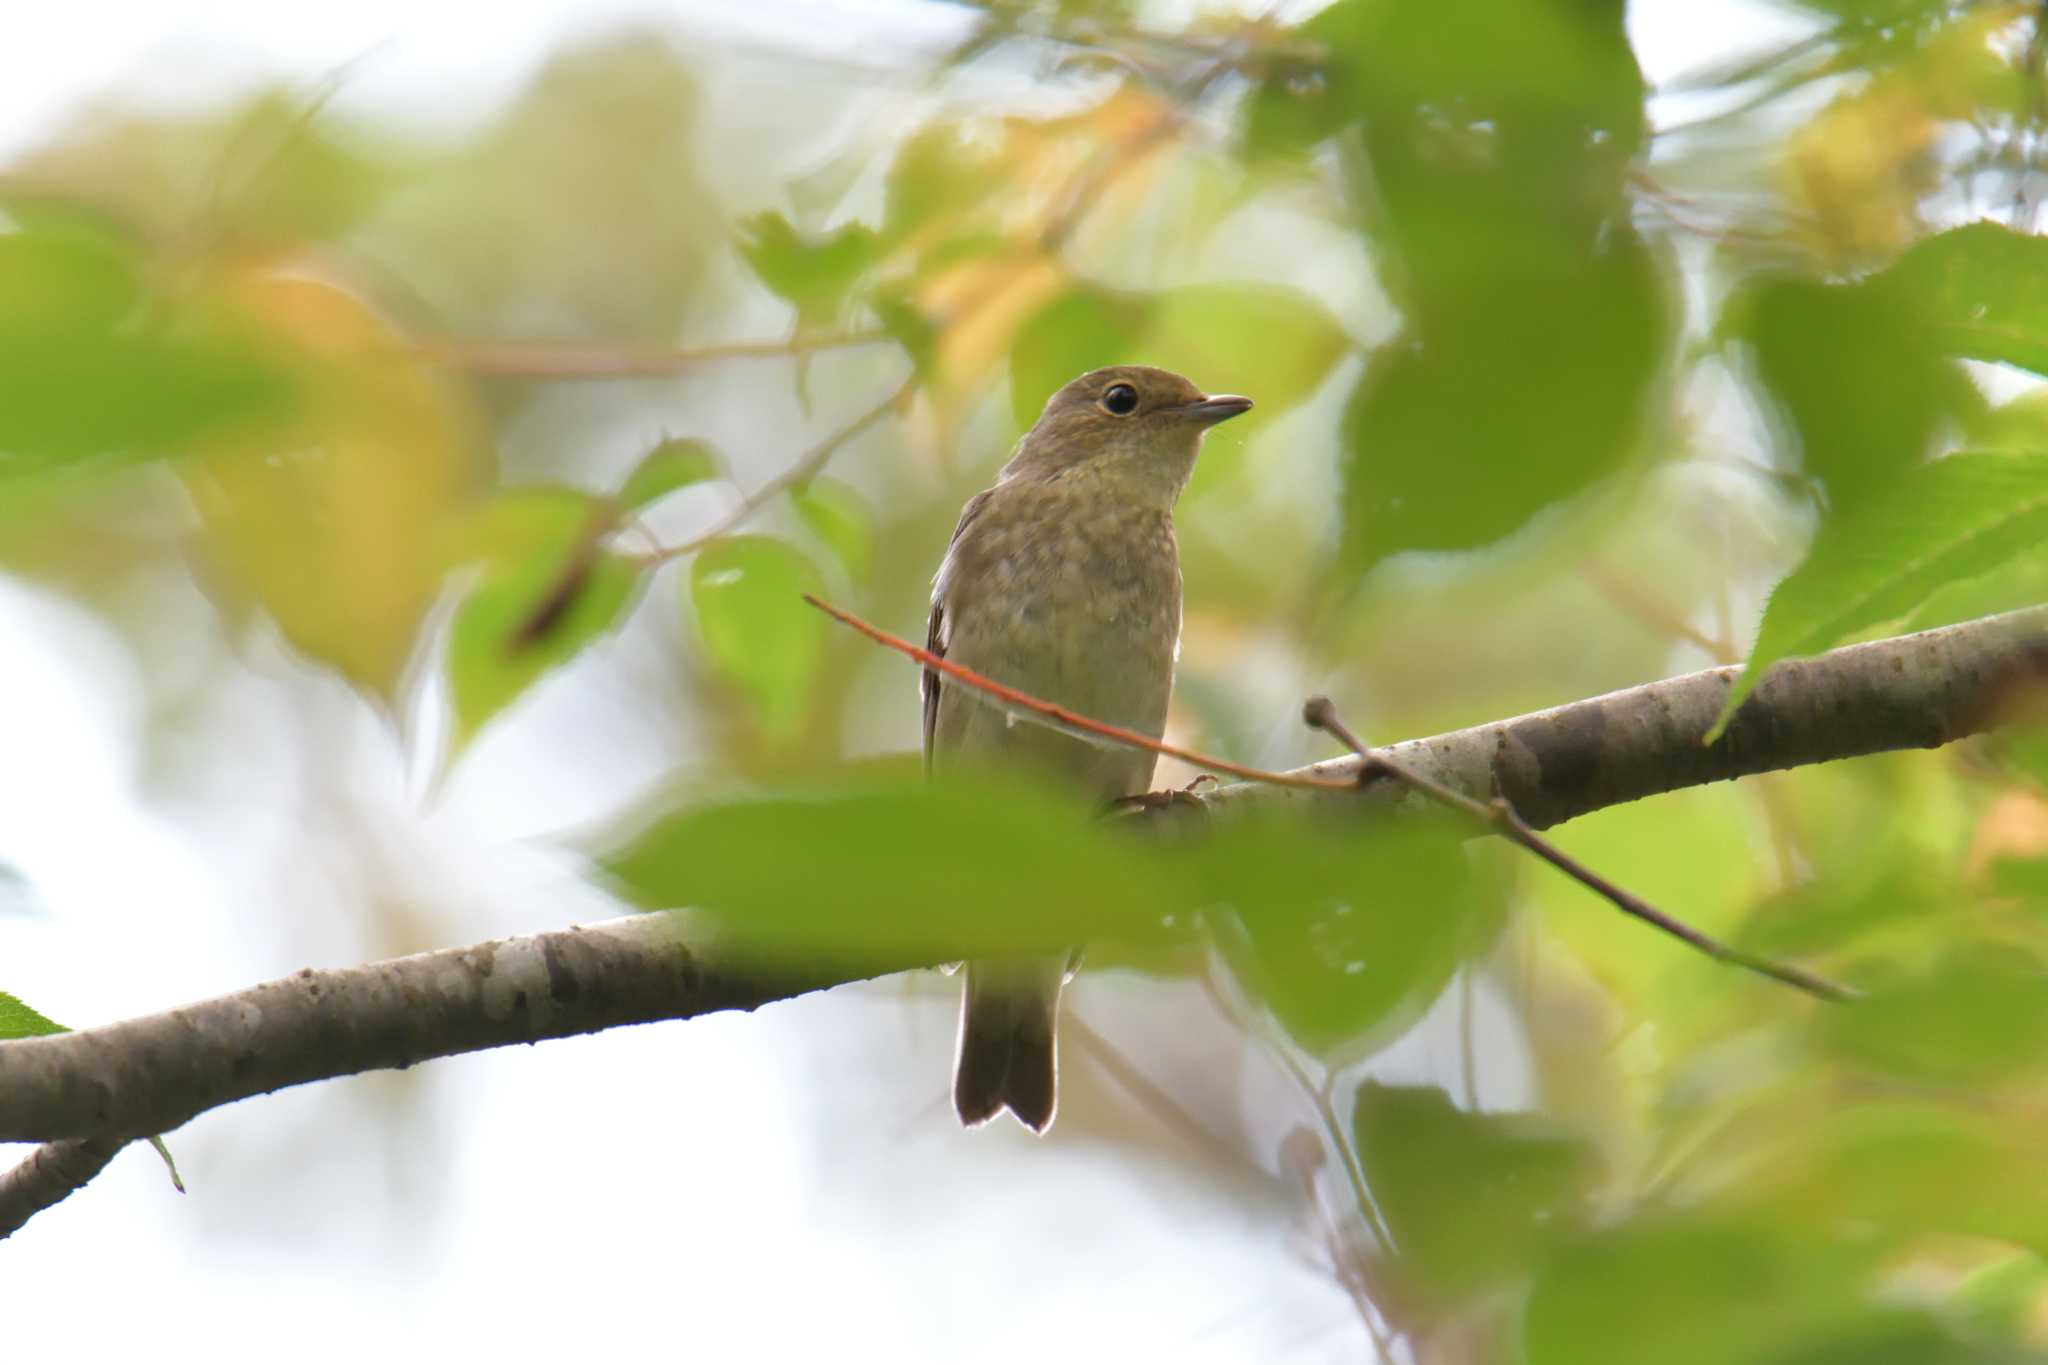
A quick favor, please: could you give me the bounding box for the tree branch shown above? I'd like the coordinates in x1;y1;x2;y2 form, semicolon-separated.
1217;605;2048;830
0;1135;125;1237
0;915;864;1147
0;606;2040;1225
415;330;891;379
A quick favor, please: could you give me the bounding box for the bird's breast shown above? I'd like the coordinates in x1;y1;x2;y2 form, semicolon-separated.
939;490;1182;738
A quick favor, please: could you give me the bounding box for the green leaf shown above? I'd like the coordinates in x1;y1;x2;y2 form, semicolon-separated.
1257;0;1660;569
1190;807;1499;1052
619;437;722;511
1339;228;1669;565
870;289;940;383
1707;452;2048;741
1749;1102;2048;1253
790;478;874;581
1882;220;2048;377
444;487;643;747
1352;1084;1597;1302
447;546;642;750
735;212;880;328
1819;950;2048;1084
1522;1215;1881;1365
882;123;1000;245
0;211;290;483
0;989;66;1040
1952;1253;2048;1349
688;535;826;740
1726;273;1954;508
602;774;1179;970
445;485;596;569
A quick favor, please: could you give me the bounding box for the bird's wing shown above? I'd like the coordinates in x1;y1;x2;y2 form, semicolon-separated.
924;487;993;772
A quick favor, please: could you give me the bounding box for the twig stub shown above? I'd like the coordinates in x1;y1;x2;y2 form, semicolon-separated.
1302;694;1853;1003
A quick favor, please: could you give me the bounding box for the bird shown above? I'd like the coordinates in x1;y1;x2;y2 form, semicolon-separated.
923;364;1252;1132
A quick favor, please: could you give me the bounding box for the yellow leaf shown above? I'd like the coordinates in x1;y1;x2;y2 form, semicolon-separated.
181;265;485;701
1786;79;1936;265
921;252;1071;415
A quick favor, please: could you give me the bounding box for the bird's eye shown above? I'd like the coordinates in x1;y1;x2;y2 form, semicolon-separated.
1102;383;1139;415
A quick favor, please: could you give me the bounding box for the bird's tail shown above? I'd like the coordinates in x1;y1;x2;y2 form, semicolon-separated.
953;957;1066;1133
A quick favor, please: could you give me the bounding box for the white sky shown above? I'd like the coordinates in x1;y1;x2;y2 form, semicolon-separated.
0;2;1805;1361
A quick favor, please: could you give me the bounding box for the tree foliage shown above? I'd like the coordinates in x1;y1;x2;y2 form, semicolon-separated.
6;0;2048;1356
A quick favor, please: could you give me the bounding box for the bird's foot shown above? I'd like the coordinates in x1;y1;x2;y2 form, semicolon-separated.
1110;774;1217;814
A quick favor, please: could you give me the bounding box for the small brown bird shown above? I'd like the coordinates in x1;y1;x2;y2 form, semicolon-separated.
924;365;1252;1132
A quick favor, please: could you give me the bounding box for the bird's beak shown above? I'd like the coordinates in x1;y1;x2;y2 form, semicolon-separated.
1177;394;1254;426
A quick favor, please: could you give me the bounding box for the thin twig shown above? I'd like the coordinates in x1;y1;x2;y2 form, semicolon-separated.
2011;1;2048;226
1582;562;1737;661
1040;108;1186;253
1063;1013;1245;1171
417;330;892;380
805;594;1358;793
1300;696;1854;1002
637;376;913;567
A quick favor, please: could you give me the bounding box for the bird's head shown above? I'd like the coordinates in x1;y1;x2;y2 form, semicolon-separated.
1001;365;1252;505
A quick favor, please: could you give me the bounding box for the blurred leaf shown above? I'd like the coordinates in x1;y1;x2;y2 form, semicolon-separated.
1736;860;1944;961
1951;1253;2048;1350
736;212;880;330
0;989;65;1040
1244;0;1644;165
1884;220;2048;376
445;485;591;567
181;268;485;702
790;478;874;582
0;208;290;480
361;34;717;338
1975;666;2048;793
1990;855;2048;899
922;249;1073;416
882;123;1003;247
1352;1084;1597;1302
446;490;642;749
1194;807;1497;1052
1820;950;2048;1083
870;289;941;383
1786;80;1938;262
1727;272;1952;506
1522;1215;1881;1365
1748;1102;2048;1252
620;437;722;512
688;535;826;741
1010;287;1140;429
11;87;391;246
1266;0;1666;568
1709;453;2048;740
603;774;1177;970
1339;228;1668;564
